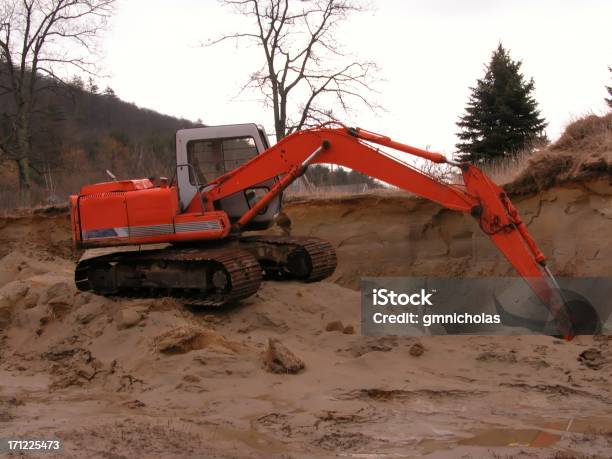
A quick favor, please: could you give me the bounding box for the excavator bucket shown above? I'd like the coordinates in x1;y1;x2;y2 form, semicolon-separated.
494;287;602;336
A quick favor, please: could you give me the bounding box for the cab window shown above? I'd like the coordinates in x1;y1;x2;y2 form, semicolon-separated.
187;137;258;185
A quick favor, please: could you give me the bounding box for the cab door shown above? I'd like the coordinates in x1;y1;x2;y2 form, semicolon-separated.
175;124;281;230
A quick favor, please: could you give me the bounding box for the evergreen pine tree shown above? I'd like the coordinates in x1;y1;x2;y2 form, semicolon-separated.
606;66;612;109
456;44;547;163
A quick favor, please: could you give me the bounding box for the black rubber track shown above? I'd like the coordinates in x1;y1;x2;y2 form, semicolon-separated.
239;235;337;282
75;247;262;307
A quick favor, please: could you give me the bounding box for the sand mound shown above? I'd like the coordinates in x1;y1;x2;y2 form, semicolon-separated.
554;113;612;152
0;236;609;457
506;113;612;194
283;180;612;289
0;208;72;260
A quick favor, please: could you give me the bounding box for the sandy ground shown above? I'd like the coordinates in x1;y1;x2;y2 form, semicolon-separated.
285;179;612;289
0;180;611;458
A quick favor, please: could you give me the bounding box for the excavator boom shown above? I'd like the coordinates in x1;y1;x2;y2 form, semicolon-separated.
202;124;573;338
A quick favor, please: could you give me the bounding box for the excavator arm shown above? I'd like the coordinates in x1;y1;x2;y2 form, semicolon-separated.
202;124;573;338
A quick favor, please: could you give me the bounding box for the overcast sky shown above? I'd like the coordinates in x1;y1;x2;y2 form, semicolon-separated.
101;0;611;155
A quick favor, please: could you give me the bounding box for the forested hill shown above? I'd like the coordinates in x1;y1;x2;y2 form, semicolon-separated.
0;69;379;208
0;70;198;206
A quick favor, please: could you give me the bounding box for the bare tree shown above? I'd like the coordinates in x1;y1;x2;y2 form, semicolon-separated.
606;66;612;109
208;0;379;141
0;0;114;205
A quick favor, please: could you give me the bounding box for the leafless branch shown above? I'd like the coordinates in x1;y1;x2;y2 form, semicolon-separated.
0;0;115;204
206;0;379;141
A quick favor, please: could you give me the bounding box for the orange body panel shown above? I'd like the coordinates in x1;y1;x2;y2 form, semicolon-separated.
80;178;155;195
71;180;230;248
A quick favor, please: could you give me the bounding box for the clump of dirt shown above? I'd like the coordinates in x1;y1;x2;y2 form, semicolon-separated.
325;320;355;334
0;279;32;327
44;345;105;391
409;342;425;357
154;326;241;354
578;348;608;370
325;320;345;332
506;113;612;195
154;326;207;353
476;350;518;363
342;336;399;357
262;338;305;374
314;431;372;451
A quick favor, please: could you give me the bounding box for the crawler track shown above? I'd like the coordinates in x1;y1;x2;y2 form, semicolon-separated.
74;235;336;307
239;235;337;282
75;246;262;307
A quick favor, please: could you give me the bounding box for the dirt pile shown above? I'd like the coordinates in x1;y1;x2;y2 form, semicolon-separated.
0;206;72;260
0;247;611;458
506;113;612;194
284;178;611;289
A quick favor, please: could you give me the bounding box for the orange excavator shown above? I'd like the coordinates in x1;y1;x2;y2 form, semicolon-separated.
70;122;577;338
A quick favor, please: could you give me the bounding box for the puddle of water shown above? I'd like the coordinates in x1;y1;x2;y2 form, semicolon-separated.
212;414;612;456
458;428;560;447
541;416;612;434
457;416;612;449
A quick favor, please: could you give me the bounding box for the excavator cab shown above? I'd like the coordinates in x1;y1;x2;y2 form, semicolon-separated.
175;124;280;230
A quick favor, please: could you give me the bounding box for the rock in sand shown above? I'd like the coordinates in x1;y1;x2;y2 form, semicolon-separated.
263;338;305;374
